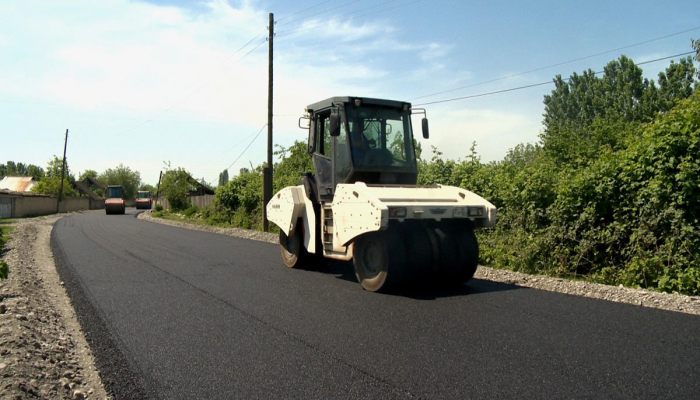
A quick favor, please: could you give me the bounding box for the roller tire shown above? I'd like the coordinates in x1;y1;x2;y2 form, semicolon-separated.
433;225;478;286
353;230;406;292
279;224;310;269
454;228;479;282
402;226;432;285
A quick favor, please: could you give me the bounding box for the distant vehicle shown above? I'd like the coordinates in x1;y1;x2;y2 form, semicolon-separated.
134;191;152;210
105;185;126;215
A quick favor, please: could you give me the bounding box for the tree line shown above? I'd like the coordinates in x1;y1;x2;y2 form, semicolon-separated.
0;157;150;200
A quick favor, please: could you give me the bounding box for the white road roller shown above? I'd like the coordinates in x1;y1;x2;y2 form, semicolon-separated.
267;96;496;292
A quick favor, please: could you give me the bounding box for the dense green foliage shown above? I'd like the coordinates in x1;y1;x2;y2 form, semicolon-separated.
160;168;193;211
218;169;229;187
30;156;77;197
204;141;313;229
419;55;700;295
0;161;45;180
1;222;15;278
99;164;141;199
139;183;156;195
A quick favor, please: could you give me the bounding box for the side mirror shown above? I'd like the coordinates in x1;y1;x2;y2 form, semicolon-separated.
422;118;429;139
329;109;340;137
308;119;316;154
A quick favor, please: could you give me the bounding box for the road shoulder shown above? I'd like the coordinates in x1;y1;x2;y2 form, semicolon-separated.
0;214;108;399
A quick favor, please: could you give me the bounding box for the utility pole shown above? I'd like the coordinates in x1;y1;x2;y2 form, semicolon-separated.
154;171;163;209
263;12;274;231
57;129;69;213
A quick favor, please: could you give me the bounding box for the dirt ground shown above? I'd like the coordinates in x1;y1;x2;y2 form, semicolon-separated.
1;212;698;399
0;214;107;400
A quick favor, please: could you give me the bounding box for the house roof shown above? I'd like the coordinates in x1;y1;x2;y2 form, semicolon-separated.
0;188;50;197
0;176;37;192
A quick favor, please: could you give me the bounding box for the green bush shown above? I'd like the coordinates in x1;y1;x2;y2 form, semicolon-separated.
0;261;7;280
183;205;199;218
154;204;163;212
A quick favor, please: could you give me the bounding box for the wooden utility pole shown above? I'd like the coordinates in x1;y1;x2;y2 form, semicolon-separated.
263;12;274;231
154;171;163;209
57;129;69;213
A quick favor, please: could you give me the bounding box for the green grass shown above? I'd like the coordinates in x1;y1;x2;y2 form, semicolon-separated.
0;225;14;280
0;261;7;279
0;225;15;251
0;219;18;225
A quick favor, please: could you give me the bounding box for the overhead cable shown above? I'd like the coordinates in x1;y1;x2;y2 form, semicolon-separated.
413;51;695;106
225;124;268;171
410;25;700;101
120;37;267;135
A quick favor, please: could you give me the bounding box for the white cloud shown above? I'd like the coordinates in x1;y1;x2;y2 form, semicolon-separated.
1;0;500;184
419;107;542;162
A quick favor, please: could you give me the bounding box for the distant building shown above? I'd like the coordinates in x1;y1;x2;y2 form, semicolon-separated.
0;176;37;192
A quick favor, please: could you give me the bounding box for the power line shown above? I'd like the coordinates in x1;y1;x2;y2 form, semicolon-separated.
120;37;268;135
225;124;268;172
277;0;362;27
413;51;695;107
194;125;269;172
410;25;700;101
276;0;334;24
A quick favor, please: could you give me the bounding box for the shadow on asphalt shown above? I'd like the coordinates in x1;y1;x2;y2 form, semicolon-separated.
315;260;521;300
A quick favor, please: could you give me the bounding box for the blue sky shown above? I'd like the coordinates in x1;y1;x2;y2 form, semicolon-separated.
1;0;698;186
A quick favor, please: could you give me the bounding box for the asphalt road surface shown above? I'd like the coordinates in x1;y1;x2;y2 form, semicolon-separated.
51;209;700;399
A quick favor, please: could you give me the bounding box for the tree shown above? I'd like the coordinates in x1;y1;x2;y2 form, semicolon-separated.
30;156;76;197
26;164;45;180
139;184;156;195
218;169;229;187
160;168;192;211
656;56;696;111
44;155;75;181
99;164;141;200
78;169;99;182
539;56;690;164
31;177;77;197
0;162;44;180
272;141;314;193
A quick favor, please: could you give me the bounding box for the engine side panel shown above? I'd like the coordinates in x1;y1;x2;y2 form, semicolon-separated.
332;184;387;246
331;182;497;246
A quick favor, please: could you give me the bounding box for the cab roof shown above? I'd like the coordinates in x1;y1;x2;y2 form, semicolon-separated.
306;97;411;113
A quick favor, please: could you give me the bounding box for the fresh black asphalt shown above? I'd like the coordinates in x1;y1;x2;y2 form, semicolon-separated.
51;209;700;399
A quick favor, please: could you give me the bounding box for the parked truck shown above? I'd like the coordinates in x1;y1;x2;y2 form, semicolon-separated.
266;96;496;292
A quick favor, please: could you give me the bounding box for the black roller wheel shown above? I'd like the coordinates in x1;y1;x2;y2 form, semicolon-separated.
402;225;433;285
353;230;406;292
433;225;478;285
279;224;309;268
453;227;479;282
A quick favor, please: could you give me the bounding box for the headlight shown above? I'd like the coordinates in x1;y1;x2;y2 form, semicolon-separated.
389;207;407;218
468;206;485;217
453;207;467;218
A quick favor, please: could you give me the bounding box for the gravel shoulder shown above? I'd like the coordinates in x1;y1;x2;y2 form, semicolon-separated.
0;214;108;399
139;210;700;316
1;211;698;399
